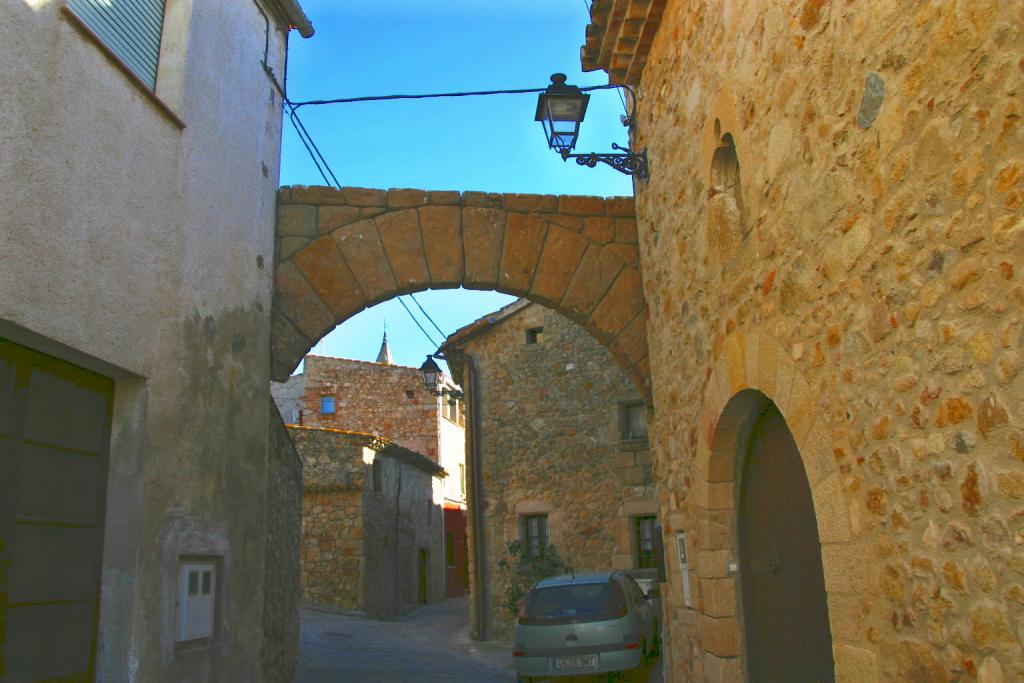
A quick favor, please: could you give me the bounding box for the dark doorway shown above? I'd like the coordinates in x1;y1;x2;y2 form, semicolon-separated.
738;403;833;682
0;339;114;682
417;549;429;604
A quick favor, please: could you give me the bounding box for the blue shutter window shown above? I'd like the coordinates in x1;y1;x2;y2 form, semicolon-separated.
67;0;167;90
319;396;335;415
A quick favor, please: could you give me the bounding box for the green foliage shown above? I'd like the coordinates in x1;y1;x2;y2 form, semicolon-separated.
496;540;573;617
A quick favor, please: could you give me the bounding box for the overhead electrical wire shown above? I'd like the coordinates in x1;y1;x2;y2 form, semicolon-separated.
397;296;442;349
286;103;342;188
287;82;630;112
408;293;448;340
282;80;640;190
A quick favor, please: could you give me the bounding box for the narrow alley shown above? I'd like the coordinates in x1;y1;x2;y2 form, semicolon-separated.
295;597;663;683
296;597;513;683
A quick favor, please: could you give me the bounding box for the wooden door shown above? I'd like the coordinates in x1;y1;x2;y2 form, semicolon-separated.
0;340;113;682
738;404;833;682
417;549;429;604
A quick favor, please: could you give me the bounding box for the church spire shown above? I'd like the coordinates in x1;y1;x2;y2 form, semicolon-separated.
375;326;394;365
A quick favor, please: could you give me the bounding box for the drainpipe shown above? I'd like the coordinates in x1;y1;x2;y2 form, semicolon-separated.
464;354;488;641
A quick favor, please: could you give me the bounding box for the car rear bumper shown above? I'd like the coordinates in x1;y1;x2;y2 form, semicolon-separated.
514;648;644;677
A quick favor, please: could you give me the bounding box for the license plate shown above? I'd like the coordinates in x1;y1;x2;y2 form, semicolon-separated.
553;654;598;670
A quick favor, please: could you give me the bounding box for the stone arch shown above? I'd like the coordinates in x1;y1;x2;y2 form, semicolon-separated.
688;331;874;681
271;186;649;394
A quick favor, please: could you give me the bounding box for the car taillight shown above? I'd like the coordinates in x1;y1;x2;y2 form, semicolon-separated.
623;633;642;650
513;642;525;657
517;599;528;624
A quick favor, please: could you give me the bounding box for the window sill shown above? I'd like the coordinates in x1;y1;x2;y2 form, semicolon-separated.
61;5;186;131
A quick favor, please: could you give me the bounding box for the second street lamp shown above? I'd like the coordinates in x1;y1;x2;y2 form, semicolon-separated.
535;73;648;179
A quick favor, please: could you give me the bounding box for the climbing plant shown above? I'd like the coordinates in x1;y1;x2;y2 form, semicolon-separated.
497;540;573;617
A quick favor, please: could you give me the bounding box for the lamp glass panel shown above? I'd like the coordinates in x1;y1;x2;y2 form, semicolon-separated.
545;96;586;122
544;116;580;152
552;132;576;151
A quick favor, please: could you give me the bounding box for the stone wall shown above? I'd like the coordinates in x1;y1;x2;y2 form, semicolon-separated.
275;355;450;462
362;449;446;617
290;427;368;610
262;407;303;682
446;302;656;640
289;426;446;617
615;1;1024;680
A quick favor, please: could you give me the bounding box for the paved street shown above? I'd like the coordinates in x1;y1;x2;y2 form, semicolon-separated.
295;597;662;683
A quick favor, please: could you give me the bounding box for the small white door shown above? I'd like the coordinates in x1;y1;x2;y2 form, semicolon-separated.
177;562;216;641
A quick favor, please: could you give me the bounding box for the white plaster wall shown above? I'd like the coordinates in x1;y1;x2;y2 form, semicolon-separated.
0;1;295;679
438;410;467;508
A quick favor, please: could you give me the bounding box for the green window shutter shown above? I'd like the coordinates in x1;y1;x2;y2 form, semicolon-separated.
68;0;166;89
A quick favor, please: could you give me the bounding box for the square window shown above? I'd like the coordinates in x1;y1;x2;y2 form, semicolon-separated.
633;516;658;570
619;401;647;440
525;327;544;345
522;514;549;557
320;396;335;414
406;389;415;399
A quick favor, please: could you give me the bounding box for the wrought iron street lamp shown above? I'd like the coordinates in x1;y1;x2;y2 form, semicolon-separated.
535;73;648;179
420;354;464;399
420;356;442;395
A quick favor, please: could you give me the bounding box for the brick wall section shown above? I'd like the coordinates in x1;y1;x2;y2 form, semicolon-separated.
271;187;649;396
285;355;444;461
445;302;656;640
290;427;368;610
602;1;1024;681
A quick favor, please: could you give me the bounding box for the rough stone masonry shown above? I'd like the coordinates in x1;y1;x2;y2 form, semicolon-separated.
585;0;1024;680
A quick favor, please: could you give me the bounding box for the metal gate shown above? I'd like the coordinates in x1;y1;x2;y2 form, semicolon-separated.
0;340;113;682
738;403;834;682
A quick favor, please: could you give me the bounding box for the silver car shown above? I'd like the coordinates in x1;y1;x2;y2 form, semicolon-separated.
513;571;659;681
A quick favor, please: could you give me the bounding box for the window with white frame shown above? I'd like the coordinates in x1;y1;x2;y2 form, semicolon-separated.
67;0;167;90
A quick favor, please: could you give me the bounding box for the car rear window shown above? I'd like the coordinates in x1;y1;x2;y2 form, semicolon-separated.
521;581;627;625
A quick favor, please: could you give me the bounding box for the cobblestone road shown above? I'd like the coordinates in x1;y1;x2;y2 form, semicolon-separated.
295;596;663;683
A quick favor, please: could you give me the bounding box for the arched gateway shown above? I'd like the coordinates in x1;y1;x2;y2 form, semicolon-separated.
270;186;650;392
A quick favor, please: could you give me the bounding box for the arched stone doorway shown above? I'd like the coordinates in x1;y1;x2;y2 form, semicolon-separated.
270;186;650;394
686;332;870;682
737;399;833;682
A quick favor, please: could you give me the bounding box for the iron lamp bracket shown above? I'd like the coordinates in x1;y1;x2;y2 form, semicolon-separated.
561;144;648;179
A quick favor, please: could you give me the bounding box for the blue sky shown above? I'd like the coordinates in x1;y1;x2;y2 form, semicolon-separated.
280;0;633;370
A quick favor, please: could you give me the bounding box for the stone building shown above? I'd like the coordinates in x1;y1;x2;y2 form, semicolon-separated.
443;300;657;640
290;426;445;617
578;1;1024;681
272;344;470;597
0;1;312;681
273;346;464;463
